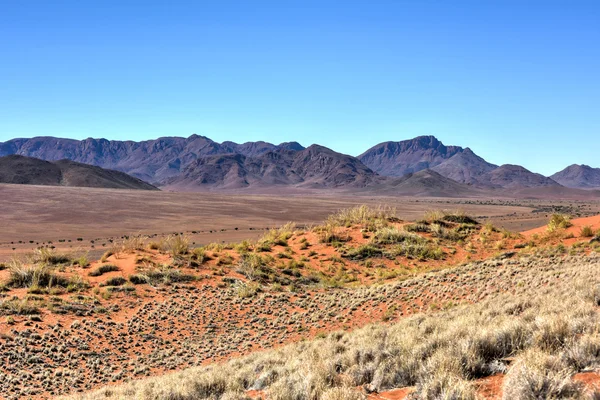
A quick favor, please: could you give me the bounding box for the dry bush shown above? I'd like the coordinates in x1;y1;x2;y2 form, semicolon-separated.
389;243;444;260
67;254;600;400
413;371;477;400
0;297;41;315
423;209;445;222
580;225;594;238
548;213;573;232
371;228;426;245
326;205;396;228
5;260;75;290
260;222;296;247
130;267;196;286
502;349;584;399
88;264;119;277
33;247;71;265
162;234;190;257
321;387;366;400
119;235;148;253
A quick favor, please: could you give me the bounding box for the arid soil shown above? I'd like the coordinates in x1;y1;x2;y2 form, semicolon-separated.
1;207;600;399
2;183;598;262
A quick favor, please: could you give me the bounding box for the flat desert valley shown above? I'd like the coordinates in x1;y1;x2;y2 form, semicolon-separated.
2;183;598;261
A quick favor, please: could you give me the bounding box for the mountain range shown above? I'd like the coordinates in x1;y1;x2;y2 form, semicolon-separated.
1;135;599;196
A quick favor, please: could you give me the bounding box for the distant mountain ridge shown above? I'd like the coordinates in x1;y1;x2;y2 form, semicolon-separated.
0;155;158;190
550;165;600;189
0;134;598;196
358;136;464;177
0;135;305;184
162;145;380;191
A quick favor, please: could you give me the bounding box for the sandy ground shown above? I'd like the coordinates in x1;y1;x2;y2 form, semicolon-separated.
2;183;598;261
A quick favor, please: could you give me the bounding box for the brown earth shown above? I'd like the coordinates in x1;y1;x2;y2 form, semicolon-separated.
3;183;585;262
1;210;600;399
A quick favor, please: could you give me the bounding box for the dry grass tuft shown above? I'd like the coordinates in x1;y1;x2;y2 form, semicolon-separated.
548;213;573;232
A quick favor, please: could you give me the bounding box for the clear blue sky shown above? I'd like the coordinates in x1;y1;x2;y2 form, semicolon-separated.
1;0;598;175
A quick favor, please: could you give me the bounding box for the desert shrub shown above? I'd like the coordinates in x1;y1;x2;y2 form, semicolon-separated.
100;251;114;262
502;349;583;400
191;247;210;264
321;387;366;400
371;227;427;245
414;371;477;400
6;261;71;289
89;264;119;277
0;298;40;315
430;224;466;241
101;277;127;287
119;235;147;252
33;247;71;265
237;253;273;282
74;255;89;268
343;245;384;260
389;243;444;260
162;234;189;257
563;333;600;370
129;267;196;286
260;223;296;247
548;214;573;232
580;225;594;238
234;281;261;298
423;209;445;222
404;223;430;233
315;223;350;244
442;212;479;225
325;205;395;228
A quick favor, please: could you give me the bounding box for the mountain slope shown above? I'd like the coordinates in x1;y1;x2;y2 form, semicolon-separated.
163;145;379;191
365;169;481;197
479;164;561;189
431;148;498;184
0;155;158;190
550;164;600;189
358;136;466;177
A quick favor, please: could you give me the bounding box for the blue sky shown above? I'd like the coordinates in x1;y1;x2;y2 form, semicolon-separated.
1;0;598;175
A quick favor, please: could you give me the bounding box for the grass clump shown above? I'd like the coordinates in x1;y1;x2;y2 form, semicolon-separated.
162;234;189;257
129;267;197;286
234;281;261;298
33;247;71;265
430;224;466;241
403;223;430;233
0;298;41;315
389;243;444;260
89;264;120;277
73;255;89;268
580;225;594;238
502;349;583;399
343;245;384;260
547;214;573;232
5;260;85;292
326;205;396;228
259;223;296;248
371;227;426;245
100;277;127;287
119;235;147;252
236;253;274;282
